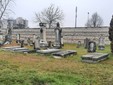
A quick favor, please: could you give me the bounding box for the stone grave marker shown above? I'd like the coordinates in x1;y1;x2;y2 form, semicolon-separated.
81;53;109;63
76;41;81;48
84;38;90;49
54;22;62;49
24;37;28;45
20;40;24;47
98;35;105;50
39;22;48;47
53;50;77;58
16;34;20;43
34;36;40;50
87;41;96;52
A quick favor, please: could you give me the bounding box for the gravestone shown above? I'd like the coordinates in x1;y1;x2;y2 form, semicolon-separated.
16;34;20;43
39;23;48;47
54;22;62;49
6;20;13;43
53;50;77;58
33;34;36;44
84;38;90;49
109;15;113;53
76;41;81;48
34;36;40;50
81;53;109;63
48;41;52;48
24;37;28;45
20;40;24;47
27;38;33;46
87;41;96;52
98;35;105;50
36;48;60;54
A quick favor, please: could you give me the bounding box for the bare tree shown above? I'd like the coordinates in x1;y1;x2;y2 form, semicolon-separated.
0;0;14;20
85;12;103;27
35;4;64;28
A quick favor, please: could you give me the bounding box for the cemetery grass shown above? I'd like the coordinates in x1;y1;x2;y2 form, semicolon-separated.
0;44;113;85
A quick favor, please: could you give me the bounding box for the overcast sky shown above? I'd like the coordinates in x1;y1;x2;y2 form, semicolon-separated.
10;0;113;28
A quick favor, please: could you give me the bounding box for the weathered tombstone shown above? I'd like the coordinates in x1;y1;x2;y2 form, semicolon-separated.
53;50;77;58
20;40;24;47
98;35;105;50
54;22;62;49
34;36;40;50
39;23;48;47
84;38;90;49
87;41;96;52
24;37;28;45
33;34;36;44
81;53;109;63
16;34;20;43
76;41;81;48
48;41;52;48
109;15;113;53
27;38;33;46
6;19;13;43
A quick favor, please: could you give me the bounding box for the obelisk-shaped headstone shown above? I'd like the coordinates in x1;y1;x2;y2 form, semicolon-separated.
54;22;62;48
39;23;48;47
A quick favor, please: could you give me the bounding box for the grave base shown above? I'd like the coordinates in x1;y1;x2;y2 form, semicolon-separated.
81;53;109;63
53;50;77;58
36;48;60;54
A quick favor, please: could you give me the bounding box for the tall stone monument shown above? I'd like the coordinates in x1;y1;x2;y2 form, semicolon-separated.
6;20;13;43
39;23;48;47
54;22;62;48
109;15;113;53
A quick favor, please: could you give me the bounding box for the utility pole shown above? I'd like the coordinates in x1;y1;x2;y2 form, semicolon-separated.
75;6;77;28
87;12;89;27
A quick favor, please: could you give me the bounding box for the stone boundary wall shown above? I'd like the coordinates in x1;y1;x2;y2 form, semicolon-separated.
1;27;110;44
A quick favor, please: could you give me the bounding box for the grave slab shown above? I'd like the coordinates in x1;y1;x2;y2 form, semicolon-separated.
81;53;109;63
36;48;60;54
2;46;31;53
2;46;21;50
53;50;77;58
